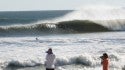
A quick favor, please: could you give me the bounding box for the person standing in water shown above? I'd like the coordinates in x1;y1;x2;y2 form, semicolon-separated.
100;53;109;70
45;48;56;70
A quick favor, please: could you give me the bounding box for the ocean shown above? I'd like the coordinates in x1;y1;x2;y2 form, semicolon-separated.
0;7;125;70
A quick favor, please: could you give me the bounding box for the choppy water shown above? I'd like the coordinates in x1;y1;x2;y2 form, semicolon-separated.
0;32;125;70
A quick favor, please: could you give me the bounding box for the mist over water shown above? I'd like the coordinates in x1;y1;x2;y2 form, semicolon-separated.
52;6;125;30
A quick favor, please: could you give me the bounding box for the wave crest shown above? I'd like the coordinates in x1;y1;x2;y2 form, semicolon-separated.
0;20;111;36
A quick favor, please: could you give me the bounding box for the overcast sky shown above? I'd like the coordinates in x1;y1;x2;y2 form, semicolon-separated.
0;0;125;11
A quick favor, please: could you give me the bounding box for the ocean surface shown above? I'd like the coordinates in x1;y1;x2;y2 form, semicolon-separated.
0;7;125;70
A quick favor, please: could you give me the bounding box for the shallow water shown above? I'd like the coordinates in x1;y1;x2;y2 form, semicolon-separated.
0;32;125;70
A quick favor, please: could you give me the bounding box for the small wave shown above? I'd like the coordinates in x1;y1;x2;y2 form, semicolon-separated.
55;55;94;66
0;54;124;70
7;60;41;67
0;58;43;69
3;55;94;69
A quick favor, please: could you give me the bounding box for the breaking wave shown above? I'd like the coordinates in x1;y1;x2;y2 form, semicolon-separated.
1;54;124;70
0;55;94;69
1;6;125;36
0;20;112;37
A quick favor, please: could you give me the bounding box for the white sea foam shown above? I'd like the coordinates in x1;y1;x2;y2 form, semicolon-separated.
0;32;125;70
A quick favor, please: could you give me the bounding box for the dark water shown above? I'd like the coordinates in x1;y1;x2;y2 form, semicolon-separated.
0;10;71;26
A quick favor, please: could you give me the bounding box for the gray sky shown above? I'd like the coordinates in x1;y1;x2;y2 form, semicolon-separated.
0;0;125;11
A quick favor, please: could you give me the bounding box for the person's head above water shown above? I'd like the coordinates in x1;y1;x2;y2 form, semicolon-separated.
100;53;109;59
103;53;108;58
46;48;53;54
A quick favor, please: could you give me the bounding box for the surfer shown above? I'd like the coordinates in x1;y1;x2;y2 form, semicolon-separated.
100;53;109;70
44;48;56;70
36;37;38;41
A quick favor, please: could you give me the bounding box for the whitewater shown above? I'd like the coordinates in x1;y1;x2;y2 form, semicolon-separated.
0;6;125;70
0;32;125;70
